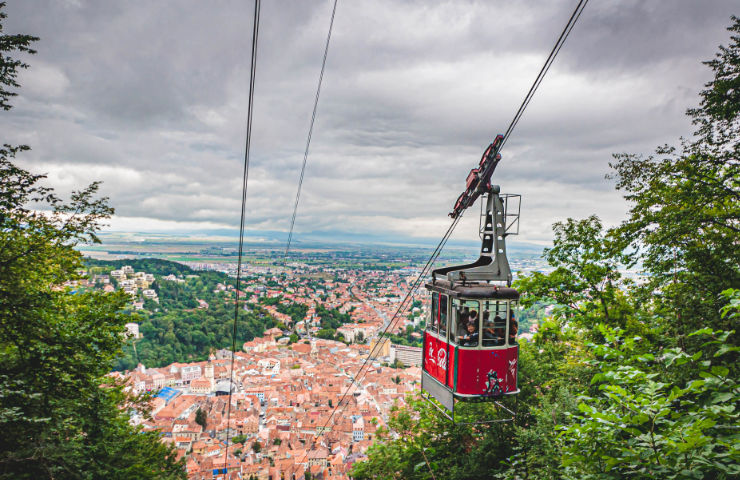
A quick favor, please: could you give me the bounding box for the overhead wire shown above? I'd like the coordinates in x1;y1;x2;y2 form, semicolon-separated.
299;0;590;453
283;0;340;264
298;213;462;460
224;0;261;468
500;0;588;151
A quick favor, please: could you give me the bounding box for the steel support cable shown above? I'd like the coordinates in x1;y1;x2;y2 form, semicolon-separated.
283;0;339;264
298;0;589;456
500;0;588;151
503;1;588;148
298;213;462;460
224;0;260;468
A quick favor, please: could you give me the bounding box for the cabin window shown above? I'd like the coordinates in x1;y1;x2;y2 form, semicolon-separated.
428;293;439;334
439;294;448;339
453;299;481;347
481;300;508;347
450;299;461;343
508;301;519;345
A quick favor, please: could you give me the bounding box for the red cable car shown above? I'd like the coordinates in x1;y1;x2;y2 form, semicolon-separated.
421;136;521;422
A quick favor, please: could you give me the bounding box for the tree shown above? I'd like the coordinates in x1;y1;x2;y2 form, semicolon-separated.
230;434;247;445
195;407;207;430
316;328;336;340
608;17;740;342
515;215;631;329
352;397;515;480
561;318;740;478
0;2;36;110
0;5;184;478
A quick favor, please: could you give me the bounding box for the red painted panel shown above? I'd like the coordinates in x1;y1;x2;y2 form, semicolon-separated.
505;345;518;392
422;332;448;385
446;344;456;388
454;345;518;396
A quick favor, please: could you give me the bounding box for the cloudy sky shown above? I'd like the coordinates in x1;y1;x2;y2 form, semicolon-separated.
2;0;737;247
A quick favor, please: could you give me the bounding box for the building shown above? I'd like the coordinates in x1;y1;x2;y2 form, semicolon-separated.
390;344;422;367
181;365;202;383
143;289;158;300
370;337;391;358
352;417;364;442
190;377;212;394
258;358;280;376
124;322;141;339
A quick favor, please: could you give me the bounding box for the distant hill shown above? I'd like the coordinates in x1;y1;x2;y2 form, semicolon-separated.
86;257;197;276
86;258;277;371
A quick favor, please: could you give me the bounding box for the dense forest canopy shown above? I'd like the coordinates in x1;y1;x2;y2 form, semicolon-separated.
352;16;740;480
84;258;283;370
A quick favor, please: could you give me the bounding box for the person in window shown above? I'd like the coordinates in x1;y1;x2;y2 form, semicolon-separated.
482;311;496;340
461;319;479;346
468;310;479;327
490;316;506;346
456;308;470;340
494;327;506;346
509;310;518;344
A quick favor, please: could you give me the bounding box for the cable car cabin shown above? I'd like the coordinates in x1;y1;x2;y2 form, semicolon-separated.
422;282;519;405
421;186;521;418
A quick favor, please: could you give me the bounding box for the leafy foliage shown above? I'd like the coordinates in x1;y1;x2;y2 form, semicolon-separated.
0;2;37;111
195;408;207;430
352;397;516;480
91;258;283;369
608;17;740;342
562;320;739;479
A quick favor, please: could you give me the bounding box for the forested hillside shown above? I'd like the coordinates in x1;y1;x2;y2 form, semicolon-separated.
352;17;740;480
85;259;281;370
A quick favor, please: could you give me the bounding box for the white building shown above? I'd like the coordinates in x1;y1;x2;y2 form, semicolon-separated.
180;365;202;383
142;289;158;300
258;358;281;376
124;322;140;339
390;344;422;367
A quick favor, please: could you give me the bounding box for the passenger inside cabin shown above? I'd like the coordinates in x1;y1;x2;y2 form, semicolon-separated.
509;310;518;343
494;325;506;345
461;319;479;347
456;307;470;340
491;316;506;345
482;311;495;340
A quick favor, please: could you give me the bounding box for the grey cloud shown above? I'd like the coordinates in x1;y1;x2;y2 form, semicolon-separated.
1;0;736;244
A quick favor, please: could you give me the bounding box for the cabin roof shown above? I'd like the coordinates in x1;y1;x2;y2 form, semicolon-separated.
425;280;519;300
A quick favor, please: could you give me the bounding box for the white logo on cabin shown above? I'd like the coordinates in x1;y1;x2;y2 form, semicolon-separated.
427;342;436;365
437;348;447;370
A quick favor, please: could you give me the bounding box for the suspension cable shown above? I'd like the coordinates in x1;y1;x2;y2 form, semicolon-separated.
298;0;590;452
500;0;588;150
298;213;462;461
283;0;340;264
224;0;260;468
